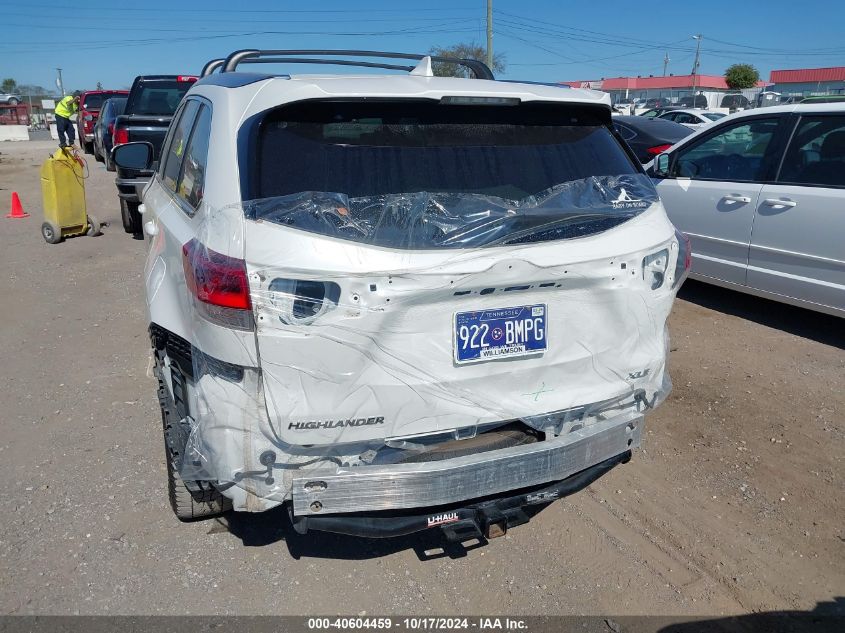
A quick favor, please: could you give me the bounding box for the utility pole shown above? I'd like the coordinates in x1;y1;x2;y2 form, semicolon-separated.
56;68;65;96
691;35;702;100
486;0;493;70
663;52;670;77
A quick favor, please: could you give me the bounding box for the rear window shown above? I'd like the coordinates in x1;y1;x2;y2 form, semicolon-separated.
247;100;656;249
82;92;125;110
127;81;193;116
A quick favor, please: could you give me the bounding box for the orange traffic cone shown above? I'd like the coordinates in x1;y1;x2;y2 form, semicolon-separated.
6;192;29;219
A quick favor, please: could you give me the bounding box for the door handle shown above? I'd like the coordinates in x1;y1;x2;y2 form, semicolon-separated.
722;195;751;204
762;198;797;208
143;221;159;237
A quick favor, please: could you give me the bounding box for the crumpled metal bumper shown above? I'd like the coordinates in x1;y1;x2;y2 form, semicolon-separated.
292;411;643;516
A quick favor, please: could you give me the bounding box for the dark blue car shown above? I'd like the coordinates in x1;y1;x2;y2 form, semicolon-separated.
93;97;127;171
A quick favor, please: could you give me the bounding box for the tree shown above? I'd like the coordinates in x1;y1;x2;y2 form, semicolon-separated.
429;42;506;78
1;78;17;93
724;64;760;90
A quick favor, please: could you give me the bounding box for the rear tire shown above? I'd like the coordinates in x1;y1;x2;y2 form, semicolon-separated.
120;198;141;234
105;150;116;172
41;221;62;244
84;140;94;155
166;449;232;521
8;97;18;105
158;374;232;521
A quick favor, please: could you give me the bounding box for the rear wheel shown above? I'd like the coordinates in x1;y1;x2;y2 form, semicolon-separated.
120;198;141;234
83;140;94;155
157;371;232;521
41;221;62;244
8;97;18;106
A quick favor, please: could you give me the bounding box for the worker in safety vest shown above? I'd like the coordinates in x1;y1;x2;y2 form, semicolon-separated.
55;91;81;148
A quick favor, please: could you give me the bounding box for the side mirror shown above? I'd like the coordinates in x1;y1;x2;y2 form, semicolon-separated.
654;152;671;177
112;142;153;170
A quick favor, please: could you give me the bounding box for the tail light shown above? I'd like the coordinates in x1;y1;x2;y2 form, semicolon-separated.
177;75;198;83
108;122;114;137
672;230;692;289
113;126;129;145
182;239;251;309
182;239;254;330
646;144;673;156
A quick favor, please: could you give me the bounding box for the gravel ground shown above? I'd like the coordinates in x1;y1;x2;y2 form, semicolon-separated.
0;140;842;617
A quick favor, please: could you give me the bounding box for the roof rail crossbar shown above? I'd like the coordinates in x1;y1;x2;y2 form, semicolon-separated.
227;57;417;73
218;49;494;80
201;59;226;77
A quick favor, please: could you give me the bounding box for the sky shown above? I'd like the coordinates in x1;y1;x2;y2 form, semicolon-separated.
2;0;844;93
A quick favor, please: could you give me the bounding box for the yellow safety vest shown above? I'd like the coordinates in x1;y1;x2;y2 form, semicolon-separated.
55;96;78;118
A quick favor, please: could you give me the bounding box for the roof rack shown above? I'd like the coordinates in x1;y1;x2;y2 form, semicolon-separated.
200;50;494;80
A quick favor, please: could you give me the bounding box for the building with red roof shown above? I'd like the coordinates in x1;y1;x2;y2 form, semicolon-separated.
768;67;845;96
559;74;768;106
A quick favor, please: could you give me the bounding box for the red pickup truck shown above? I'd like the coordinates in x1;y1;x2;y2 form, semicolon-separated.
76;90;129;155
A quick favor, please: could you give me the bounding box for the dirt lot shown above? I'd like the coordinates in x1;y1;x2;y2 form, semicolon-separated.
0;140;842;618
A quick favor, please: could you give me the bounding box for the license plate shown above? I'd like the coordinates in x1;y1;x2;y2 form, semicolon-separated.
454;305;547;364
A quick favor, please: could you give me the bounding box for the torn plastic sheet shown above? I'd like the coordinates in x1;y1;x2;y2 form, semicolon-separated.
244;174;659;250
176;174;679;511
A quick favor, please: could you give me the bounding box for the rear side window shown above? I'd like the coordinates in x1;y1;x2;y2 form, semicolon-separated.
82;92;124;110
246;100;657;249
128;81;192;115
177;105;212;209
778;115;845;188
161;101;199;192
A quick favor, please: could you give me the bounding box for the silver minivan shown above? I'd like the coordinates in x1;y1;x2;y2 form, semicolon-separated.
652;103;845;317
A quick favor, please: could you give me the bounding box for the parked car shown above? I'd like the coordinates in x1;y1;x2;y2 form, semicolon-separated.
113;49;689;534
75;90;129;155
0;93;22;105
612;115;693;163
720;93;751;111
799;95;845;104
113;74;197;236
639;106;683;118
644;97;673;109
678;94;708;108
92;97;127;171
650;103;845;317
658;108;725;129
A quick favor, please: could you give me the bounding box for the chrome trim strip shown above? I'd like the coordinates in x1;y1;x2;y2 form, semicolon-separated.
292;413;643;515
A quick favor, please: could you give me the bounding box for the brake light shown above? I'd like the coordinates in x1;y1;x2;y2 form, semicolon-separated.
182;239;251;310
647;144;673;155
108;122;114;137
113;126;129;145
672;230;692;289
177;75;198;83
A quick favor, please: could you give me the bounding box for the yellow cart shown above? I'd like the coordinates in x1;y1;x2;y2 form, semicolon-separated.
40;147;100;244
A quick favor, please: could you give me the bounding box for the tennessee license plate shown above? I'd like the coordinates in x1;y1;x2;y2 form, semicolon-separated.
454;305;547;364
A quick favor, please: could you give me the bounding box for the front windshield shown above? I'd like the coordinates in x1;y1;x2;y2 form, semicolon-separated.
247;100;656;249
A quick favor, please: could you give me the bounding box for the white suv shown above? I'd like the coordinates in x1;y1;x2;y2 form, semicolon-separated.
113;50;689;539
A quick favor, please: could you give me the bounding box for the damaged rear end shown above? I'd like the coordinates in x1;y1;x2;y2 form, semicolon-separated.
179;96;688;530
